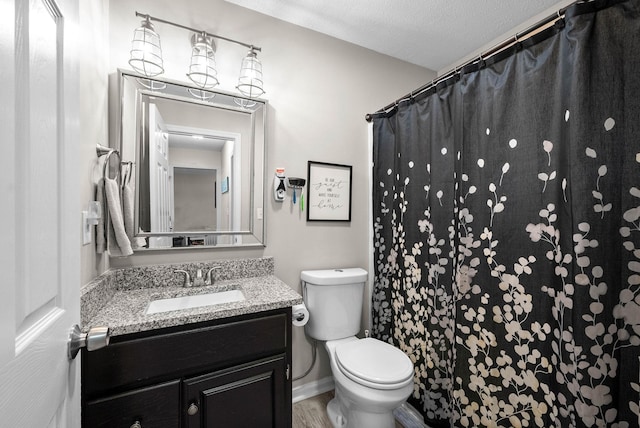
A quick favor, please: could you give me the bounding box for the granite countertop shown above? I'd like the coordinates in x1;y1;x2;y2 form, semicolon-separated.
84;275;303;337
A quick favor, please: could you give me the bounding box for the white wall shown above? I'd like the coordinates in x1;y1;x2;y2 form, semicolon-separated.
103;0;434;387
79;0;110;285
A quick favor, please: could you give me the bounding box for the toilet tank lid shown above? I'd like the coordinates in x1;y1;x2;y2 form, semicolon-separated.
301;268;367;285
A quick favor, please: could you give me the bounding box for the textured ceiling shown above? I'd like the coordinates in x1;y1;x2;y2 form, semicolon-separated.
224;0;572;72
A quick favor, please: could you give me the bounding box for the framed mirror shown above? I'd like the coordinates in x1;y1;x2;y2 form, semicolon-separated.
115;70;266;250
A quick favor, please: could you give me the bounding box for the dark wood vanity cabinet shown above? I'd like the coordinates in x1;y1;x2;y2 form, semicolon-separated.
81;308;292;428
183;356;288;428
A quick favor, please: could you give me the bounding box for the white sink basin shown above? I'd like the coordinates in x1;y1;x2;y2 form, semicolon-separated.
145;289;245;315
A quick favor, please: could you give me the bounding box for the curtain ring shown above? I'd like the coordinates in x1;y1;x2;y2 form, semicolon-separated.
513;33;523;51
555;11;566;29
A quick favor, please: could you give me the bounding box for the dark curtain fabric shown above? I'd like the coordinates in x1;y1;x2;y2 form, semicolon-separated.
372;1;640;427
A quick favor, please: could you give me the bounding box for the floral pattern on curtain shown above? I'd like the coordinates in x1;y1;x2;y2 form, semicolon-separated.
371;2;640;427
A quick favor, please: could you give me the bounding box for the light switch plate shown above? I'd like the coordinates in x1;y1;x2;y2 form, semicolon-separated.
82;210;91;245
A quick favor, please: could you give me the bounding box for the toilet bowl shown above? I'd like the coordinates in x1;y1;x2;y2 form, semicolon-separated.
325;337;414;428
301;268;415;428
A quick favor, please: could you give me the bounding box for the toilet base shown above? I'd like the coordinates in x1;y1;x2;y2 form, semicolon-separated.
326;398;345;427
327;388;398;428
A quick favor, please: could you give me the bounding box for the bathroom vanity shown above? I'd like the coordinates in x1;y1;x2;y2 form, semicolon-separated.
82;309;291;427
80;258;301;428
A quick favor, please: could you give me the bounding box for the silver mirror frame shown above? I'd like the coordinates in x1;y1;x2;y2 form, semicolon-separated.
113;69;267;250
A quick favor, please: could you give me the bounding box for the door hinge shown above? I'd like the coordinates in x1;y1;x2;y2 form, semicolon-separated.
286;364;290;380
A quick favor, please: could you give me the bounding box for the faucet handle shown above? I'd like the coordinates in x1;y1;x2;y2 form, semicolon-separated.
205;266;221;285
174;270;192;287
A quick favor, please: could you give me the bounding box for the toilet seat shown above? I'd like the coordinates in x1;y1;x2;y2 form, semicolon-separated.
335;338;414;390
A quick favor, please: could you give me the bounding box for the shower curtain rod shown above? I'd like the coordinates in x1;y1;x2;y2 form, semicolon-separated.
365;1;581;122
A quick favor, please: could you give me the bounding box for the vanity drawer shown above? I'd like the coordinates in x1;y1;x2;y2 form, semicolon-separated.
83;312;288;396
83;380;180;428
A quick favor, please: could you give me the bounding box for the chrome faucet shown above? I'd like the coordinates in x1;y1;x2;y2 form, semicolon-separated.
204;266;221;285
174;269;193;287
175;267;221;287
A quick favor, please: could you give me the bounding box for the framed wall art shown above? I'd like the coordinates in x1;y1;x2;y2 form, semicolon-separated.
306;161;352;221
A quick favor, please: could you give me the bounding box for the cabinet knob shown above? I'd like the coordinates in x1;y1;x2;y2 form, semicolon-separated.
130;422;142;428
187;402;199;416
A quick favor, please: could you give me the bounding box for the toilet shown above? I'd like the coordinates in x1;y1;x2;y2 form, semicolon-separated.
301;268;414;428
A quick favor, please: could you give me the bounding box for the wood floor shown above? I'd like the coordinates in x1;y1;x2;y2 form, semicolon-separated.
292;390;335;428
292;391;404;428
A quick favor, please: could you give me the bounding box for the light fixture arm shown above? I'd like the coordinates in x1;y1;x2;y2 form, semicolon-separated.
135;11;261;52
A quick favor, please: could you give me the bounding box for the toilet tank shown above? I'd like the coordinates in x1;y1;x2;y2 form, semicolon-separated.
301;268;368;341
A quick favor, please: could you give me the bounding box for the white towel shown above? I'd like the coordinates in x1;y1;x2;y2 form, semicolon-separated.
123;183;134;237
123;183;147;249
95;179;106;254
105;177;133;256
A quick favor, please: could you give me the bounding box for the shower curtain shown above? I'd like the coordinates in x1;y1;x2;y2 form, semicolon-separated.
371;1;640;427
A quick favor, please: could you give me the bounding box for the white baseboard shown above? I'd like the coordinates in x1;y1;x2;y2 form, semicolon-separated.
292;376;335;403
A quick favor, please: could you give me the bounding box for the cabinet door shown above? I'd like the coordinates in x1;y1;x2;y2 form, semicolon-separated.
183;356;288;428
83;380;180;428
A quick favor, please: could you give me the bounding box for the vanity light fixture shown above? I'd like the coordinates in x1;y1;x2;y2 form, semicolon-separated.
236;47;265;98
187;33;218;89
128;16;164;77
129;12;265;98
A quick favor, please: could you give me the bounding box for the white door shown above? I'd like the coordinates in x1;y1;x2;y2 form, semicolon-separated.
0;0;80;426
148;103;173;248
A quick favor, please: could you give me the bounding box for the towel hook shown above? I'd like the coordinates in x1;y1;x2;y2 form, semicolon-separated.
96;144;112;158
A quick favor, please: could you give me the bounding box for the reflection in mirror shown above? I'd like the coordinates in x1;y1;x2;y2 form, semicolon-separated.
116;70;266;250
